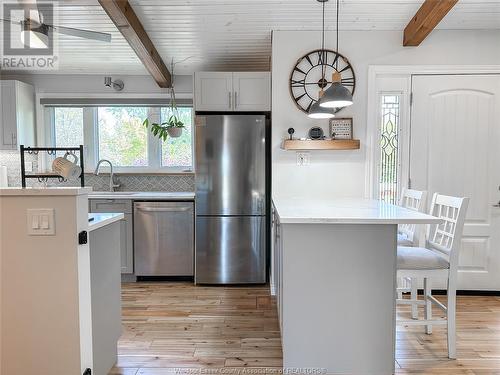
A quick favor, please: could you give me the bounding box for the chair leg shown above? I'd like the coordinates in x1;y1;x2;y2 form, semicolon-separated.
447;278;457;359
424;277;432;334
411;277;418;319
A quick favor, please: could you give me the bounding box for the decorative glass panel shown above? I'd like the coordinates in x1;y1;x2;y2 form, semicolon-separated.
379;95;400;204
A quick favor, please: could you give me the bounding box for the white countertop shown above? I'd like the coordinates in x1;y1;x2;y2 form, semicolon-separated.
0;187;92;196
273;197;442;224
88;213;124;232
88;191;195;200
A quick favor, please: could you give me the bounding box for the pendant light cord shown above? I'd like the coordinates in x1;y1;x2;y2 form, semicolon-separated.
321;0;326;83
335;0;339;71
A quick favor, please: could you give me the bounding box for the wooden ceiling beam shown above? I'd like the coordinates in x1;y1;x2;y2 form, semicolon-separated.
403;0;458;46
98;0;171;88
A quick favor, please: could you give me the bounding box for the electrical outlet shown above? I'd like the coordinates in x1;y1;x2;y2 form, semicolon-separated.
296;152;310;166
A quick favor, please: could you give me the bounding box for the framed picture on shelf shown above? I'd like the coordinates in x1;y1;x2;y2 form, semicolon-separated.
329;118;353;140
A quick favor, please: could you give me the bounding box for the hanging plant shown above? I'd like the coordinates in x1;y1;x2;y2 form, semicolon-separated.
143;58;185;140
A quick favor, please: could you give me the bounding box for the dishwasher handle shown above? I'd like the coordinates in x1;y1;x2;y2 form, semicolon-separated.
136;206;191;213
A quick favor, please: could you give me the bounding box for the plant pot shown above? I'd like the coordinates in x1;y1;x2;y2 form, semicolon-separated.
167;127;183;138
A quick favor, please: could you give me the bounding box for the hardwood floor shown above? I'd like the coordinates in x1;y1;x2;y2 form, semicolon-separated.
111;283;500;375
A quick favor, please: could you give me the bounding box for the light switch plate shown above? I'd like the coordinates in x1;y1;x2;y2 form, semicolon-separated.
296;152;310;166
27;209;55;235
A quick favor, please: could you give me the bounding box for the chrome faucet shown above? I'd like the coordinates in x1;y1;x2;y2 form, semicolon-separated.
94;159;120;192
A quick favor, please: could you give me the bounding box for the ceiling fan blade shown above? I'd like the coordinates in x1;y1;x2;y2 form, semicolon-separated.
48;25;112;43
0;18;22;25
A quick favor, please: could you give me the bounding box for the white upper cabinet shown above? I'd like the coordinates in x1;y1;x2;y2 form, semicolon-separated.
233;72;271;111
194;72;233;111
0;80;35;150
194;72;270;112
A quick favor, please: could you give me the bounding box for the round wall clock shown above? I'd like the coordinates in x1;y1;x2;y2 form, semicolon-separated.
289;49;355;114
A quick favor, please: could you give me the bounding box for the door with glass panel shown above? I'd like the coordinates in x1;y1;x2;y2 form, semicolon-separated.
410;74;500;290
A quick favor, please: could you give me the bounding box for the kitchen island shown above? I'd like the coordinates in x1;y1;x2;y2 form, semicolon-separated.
272;198;441;375
0;188;123;375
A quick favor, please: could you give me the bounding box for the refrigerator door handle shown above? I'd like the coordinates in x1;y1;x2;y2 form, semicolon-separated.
228;91;232;109
136;207;191;213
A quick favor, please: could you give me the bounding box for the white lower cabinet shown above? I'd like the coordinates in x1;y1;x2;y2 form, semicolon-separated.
89;199;134;274
272;203;283;331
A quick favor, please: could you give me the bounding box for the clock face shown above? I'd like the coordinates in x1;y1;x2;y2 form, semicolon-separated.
289;49;355;114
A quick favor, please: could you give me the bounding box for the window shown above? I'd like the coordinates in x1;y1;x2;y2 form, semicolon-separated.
160;107;193;168
54;107;83;148
97;107;148;167
48;104;194;173
378;95;401;204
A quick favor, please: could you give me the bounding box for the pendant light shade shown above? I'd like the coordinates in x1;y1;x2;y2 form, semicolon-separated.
319;73;353;108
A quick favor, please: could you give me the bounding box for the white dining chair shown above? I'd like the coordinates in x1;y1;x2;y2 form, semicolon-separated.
398;188;428;246
396;193;469;359
397;188;427;310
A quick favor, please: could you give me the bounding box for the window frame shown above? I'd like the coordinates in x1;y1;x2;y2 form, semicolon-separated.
366;73;411;200
44;104;195;174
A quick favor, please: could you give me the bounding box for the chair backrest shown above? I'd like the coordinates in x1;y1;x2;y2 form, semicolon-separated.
398;188;427;243
426;193;469;271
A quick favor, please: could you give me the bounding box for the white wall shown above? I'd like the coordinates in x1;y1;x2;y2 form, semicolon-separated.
271;30;500;199
0;73;193;95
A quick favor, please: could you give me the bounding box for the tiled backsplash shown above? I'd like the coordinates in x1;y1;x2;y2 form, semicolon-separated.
0;150;194;191
85;174;194;192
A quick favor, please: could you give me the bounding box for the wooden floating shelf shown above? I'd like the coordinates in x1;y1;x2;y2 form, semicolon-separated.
281;139;360;151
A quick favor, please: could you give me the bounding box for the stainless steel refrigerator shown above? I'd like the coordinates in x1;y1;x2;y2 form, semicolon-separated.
195;114;268;284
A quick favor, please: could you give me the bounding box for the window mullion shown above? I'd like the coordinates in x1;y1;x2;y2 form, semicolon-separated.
148;107;161;169
83;107;96;172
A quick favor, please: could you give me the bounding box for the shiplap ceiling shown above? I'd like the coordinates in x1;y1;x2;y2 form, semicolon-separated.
4;0;500;75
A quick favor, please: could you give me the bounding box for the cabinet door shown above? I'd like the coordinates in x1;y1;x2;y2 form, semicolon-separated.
15;81;35;147
195;72;233;111
121;213;134;274
276;216;283;331
89;199;134;274
233;72;271;111
0;81;17;150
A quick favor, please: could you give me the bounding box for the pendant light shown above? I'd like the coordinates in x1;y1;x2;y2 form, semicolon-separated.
319;0;353;109
308;0;335;119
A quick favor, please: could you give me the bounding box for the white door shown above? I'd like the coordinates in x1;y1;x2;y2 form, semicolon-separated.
410;74;500;290
233;72;271;111
194;72;233;111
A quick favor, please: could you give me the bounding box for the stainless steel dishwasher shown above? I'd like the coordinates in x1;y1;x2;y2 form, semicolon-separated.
134;201;194;276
